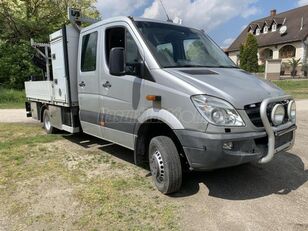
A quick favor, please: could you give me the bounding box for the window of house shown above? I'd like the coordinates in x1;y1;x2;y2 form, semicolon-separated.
260;48;273;63
81;32;98;72
272;23;277;32
264;26;268;33
105;27;141;75
279;45;296;59
256;28;260;35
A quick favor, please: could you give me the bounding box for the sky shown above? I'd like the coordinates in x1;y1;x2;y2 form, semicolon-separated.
95;0;308;48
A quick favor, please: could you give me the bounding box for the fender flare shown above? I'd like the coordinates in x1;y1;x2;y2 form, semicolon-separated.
135;108;184;135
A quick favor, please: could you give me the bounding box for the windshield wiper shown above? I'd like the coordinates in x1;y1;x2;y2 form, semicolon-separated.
213;65;239;68
164;65;238;68
164;65;213;68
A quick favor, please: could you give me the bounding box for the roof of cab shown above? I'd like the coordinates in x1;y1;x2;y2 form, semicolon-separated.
80;16;201;33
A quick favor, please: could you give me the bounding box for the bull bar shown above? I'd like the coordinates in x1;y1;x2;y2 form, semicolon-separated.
258;95;297;164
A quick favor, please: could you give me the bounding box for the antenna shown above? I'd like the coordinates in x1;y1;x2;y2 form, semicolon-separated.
159;0;173;22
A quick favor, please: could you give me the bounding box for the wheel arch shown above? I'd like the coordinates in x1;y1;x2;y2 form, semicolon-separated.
134;118;188;169
39;103;48;122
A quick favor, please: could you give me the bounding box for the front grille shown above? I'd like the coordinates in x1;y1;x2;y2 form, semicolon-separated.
244;103;263;127
245;101;290;127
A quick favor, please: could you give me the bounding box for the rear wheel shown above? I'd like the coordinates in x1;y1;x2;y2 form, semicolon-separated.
149;136;182;194
43;109;56;134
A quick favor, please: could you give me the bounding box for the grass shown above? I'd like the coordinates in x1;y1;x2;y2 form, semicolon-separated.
273;79;308;99
0;123;180;230
0;78;307;110
0;87;25;109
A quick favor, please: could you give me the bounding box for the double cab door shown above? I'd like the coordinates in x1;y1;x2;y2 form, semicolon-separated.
78;22;144;149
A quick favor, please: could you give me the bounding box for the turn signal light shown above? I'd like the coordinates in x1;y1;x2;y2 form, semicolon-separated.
146;95;161;102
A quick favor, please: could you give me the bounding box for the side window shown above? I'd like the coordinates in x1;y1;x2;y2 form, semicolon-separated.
125;30;141;74
105;27;125;65
81;32;98;72
105;27;141;75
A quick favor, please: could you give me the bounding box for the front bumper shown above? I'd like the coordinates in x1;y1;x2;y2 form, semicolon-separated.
175;95;296;171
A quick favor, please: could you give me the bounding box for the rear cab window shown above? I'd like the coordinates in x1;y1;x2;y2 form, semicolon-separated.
81;32;98;72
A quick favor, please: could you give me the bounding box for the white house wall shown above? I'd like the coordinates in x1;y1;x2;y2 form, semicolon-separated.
228;51;239;65
228;41;305;66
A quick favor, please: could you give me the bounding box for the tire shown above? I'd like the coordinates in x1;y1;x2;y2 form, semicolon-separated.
149;136;182;194
43;109;56;134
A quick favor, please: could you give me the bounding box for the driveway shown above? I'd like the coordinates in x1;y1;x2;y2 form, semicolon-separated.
0;109;38;123
177;100;308;230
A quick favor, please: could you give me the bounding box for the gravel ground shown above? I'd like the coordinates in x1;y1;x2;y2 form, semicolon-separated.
0;100;307;230
0;109;38;123
178;99;308;230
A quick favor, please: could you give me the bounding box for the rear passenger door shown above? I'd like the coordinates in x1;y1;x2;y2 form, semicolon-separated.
99;23;144;149
78;30;102;137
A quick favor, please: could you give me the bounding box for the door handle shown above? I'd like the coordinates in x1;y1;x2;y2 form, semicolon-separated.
79;81;86;87
102;81;112;88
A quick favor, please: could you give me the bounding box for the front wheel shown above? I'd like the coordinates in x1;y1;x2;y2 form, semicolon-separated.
149;136;182;194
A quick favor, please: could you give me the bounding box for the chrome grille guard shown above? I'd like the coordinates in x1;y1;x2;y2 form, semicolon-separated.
259;95;297;164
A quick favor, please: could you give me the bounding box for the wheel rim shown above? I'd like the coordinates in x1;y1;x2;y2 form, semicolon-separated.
150;149;165;183
44;113;51;131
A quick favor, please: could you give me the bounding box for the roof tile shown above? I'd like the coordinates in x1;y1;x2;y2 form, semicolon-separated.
227;5;308;52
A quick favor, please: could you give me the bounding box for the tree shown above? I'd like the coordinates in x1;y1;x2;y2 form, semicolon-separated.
239;33;259;73
0;0;99;89
239;44;246;68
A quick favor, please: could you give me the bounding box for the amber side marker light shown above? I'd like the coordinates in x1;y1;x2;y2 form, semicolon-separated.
146;95;161;102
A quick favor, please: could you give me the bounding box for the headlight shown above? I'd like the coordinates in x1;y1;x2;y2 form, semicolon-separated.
191;95;245;127
271;104;285;126
288;100;296;123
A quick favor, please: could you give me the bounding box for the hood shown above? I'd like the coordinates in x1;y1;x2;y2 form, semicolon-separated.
164;68;285;109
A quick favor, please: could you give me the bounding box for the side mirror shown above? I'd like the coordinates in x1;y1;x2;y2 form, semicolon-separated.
109;47;125;76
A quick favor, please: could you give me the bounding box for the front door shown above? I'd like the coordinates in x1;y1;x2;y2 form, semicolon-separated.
99;23;144;149
78;30;102;137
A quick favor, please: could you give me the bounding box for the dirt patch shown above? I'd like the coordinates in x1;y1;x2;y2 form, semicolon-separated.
0;109;38;123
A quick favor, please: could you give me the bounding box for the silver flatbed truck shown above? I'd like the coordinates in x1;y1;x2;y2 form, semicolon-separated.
25;11;297;194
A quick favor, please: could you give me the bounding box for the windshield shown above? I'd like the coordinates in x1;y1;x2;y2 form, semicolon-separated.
135;21;236;68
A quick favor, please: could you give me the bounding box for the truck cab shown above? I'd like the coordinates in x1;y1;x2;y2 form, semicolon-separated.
25;16;297;194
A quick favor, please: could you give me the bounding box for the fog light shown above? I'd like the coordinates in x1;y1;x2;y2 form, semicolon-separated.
223;142;233;150
288;100;296;123
271;104;285;126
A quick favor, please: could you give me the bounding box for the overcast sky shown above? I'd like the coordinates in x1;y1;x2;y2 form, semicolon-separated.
95;0;308;48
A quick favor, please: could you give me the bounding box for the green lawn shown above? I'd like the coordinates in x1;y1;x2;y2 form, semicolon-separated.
0;87;25;109
273;79;308;99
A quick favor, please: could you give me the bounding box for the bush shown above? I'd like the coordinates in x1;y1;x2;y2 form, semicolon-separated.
0;41;41;89
258;64;265;73
302;64;308;77
0;87;25;108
